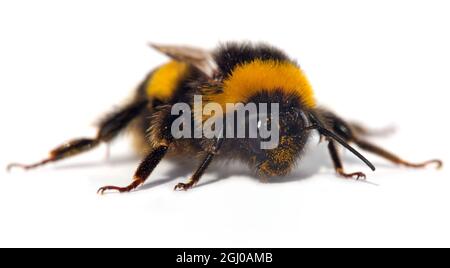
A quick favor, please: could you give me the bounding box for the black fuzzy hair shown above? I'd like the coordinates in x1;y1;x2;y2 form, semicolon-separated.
213;42;291;76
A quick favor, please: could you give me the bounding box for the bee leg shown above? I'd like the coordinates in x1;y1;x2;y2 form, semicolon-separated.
174;153;215;191
7;99;148;172
7;138;100;171
174;135;223;191
328;140;367;180
97;145;169;194
353;139;443;169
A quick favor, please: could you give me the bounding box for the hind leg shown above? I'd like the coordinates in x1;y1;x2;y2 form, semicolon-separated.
320;109;442;170
349;122;395;137
7;99;148;171
353;139;442;169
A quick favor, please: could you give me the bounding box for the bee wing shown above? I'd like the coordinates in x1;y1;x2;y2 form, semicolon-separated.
150;43;218;78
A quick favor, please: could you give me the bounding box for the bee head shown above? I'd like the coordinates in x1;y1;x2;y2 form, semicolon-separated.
240;90;312;177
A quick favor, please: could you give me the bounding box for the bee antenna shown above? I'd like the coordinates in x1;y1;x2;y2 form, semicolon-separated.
306;116;376;171
319;127;375;171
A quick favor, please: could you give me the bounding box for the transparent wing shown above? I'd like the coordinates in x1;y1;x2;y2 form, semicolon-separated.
150;43;218;78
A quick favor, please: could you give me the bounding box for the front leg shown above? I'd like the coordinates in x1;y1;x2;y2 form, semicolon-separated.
174;135;224;191
97;145;169;194
174;153;215;191
328;140;366;180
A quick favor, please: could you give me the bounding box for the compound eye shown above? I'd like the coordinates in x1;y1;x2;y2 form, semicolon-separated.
299;110;310;127
282;109;309;136
334;122;352;140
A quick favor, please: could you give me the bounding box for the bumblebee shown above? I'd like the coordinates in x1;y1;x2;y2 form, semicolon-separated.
7;42;443;193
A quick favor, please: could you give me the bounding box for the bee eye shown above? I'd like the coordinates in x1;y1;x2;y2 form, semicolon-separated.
279;109;310;136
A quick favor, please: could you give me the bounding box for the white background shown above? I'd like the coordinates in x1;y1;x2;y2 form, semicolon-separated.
0;0;449;248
